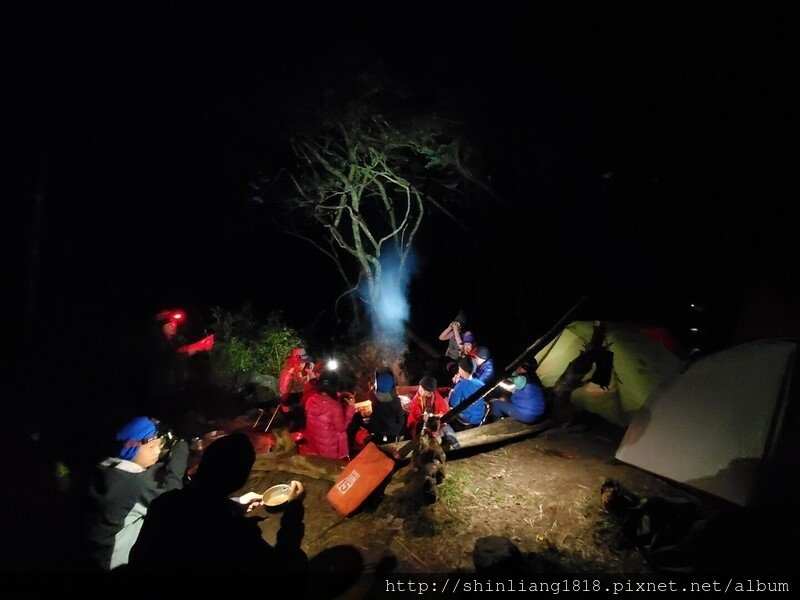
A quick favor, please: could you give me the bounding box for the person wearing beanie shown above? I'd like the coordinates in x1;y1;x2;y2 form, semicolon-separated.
367;370;406;442
473;346;495;383
448;356;488;428
86;416;189;571
129;433;308;573
460;331;477;359
407;375;449;438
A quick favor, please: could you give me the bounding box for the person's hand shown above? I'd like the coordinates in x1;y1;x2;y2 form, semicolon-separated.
287;480;305;502
235;491;264;512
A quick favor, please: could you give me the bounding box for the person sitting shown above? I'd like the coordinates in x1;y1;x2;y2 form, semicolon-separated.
406;375;449;439
460;331;477;359
128;433;307;573
472;346;495;383
279;347;310;401
303;370;356;460
448;357;487;429
85;416;189;571
367;370;406;443
490;364;546;425
451;332;478;385
300;360;324;406
278;347;311;430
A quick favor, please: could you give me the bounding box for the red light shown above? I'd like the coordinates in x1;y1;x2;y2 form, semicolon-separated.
157;308;188;324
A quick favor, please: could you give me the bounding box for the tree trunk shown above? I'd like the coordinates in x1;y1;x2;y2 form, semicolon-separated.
551;321;607;422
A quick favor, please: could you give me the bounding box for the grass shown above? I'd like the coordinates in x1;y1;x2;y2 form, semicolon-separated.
438;466;469;504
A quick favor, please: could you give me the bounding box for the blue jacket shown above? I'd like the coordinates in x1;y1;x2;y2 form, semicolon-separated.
510;383;545;422
449;378;486;425
473;359;495;383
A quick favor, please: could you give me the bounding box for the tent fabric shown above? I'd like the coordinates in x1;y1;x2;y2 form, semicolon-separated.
615;340;799;508
535;321;682;426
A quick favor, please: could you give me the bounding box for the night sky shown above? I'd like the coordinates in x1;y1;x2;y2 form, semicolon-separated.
16;3;798;426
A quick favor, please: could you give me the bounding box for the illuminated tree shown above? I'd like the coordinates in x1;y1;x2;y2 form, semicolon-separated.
276;75;489;329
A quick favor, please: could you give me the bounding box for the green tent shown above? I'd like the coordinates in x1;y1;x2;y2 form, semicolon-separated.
534;321;682;426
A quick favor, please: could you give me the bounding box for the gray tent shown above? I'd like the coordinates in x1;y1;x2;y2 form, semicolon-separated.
616;340;799;507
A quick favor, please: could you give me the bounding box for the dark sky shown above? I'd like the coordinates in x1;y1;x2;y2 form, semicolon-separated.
16;3;798;416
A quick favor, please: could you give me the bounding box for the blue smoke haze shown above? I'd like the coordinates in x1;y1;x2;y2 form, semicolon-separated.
368;251;418;341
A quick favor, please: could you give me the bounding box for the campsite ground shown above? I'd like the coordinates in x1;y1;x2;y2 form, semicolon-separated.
243;415;714;577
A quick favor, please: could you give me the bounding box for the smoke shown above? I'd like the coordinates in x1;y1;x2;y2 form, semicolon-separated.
366;251;417;343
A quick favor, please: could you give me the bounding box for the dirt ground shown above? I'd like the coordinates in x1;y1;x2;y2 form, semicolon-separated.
241;417;710;576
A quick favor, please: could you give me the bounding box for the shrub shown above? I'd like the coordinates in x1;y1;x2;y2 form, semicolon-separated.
209;304;304;390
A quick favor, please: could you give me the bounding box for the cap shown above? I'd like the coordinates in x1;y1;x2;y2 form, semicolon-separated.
116;417;158;461
318;369;340;394
458;356;475;375
462;331;475;344
476;346;490;360
376;371;395;393
419;375;437;392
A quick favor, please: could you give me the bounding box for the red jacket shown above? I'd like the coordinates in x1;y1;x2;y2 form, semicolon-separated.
304;391;355;459
406;388;449;438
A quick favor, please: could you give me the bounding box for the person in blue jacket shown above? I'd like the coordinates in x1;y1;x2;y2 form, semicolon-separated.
472;346;495;383
490;365;546;424
447;357;487;428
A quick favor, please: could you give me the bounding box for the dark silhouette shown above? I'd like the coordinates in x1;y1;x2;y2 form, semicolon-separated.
367;370;406;442
128;432;307;572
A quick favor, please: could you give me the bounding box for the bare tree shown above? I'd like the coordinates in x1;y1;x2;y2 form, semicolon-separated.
278;79;488;328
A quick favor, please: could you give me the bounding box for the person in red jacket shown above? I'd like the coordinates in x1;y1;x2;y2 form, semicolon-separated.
278;347;310;401
303;370;355;460
406;376;449;439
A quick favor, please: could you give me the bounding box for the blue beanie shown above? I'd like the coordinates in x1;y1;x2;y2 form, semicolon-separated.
116;417;157;461
376;371;395;393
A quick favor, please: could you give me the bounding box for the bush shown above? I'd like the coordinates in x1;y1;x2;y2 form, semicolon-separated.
209;304;304;391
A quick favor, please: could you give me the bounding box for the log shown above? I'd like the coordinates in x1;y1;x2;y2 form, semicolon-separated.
454;418;554;446
380;418;555;461
251;452;348;482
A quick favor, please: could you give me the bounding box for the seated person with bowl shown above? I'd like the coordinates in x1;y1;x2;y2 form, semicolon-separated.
129;432;307;573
